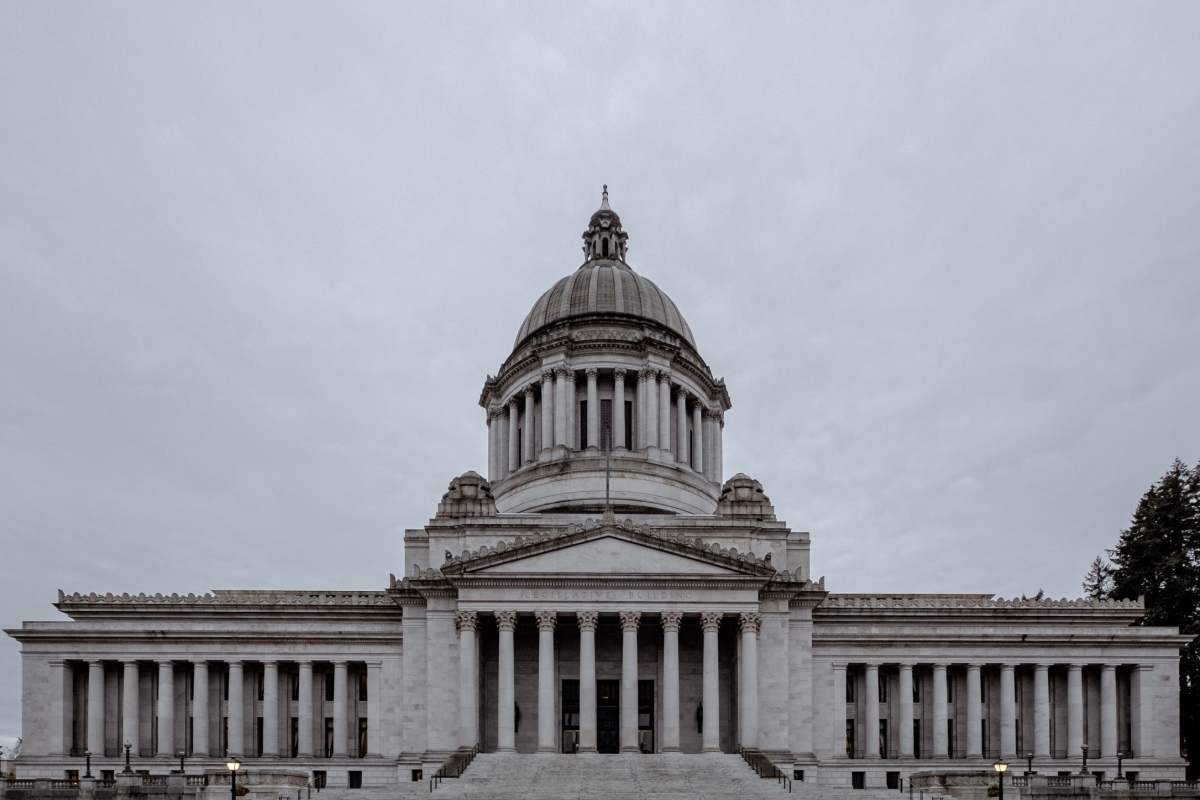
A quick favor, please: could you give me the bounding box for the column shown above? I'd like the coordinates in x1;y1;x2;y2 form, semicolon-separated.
507;398;520;472
332;662;348;757
863;663;880;758
676;388;688;463
156;661;174;757
262;661;279;758
540;370;554;459
1033;664;1050;758
1100;664;1118;757
740;613;761;750
456;612;479;749
702;411;715;481
932;664;948;758
577;612;599;753
585;369;599;449
566;372;577;449
657;372;671;456
522;386;536;464
498;407;510;478
716;413;724;483
87;661;105;756
613;369;627;450
122;662;139;758
297;662;314;757
691;402;704;473
192;662;209;757
700;612;722;753
832;664;847;757
1000;664;1016;758
1067;664;1084;760
496;611;517;752
619;611;641;753
555;368;569;450
487;411;497;480
966;665;982;758
898;664;914;758
366;661;381;756
661;612;682;752
535;611;557;753
227;661;244;757
643;371;658;454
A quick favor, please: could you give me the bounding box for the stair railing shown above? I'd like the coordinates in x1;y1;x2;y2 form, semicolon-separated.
739;746;792;793
429;744;479;792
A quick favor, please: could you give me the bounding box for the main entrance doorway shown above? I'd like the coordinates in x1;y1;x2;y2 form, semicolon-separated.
597;680;620;753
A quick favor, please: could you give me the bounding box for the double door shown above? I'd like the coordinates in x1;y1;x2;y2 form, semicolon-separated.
560;679;653;754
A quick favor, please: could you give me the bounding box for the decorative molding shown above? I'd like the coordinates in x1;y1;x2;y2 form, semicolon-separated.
819;594;1145;610
699;611;723;632
55;590;392;607
618;611;641;632
494;610;518;631
585;368;599;380
454;610;478;633
738;612;762;634
576;611;599;632
660;611;683;632
613;368;627;380
535;610;557;632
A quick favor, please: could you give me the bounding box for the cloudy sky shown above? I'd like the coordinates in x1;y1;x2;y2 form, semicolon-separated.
2;2;1198;747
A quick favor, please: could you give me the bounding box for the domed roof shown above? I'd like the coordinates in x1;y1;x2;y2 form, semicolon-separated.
514;260;696;349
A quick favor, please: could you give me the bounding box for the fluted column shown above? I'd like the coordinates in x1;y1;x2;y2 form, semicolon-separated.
619;611;641;753
643;371;658;454
966;664;982;758
297;662;313;757
832;664;848;757
122;662;139;758
555;368;569;451
1033;664;1050;758
522;386;536;464
227;661;244;757
715;413;724;483
156;661;174;757
692;402;704;473
1101;664;1118;757
863;663;880;758
535;611;557;752
262;661;279;758
487;410;497;480
507;398;520;472
740;613;762;750
657;372;672;456
540;371;554;460
456;612;479;749
661;612;682;752
496;611;517;752
332;661;348;757
498;407;510;478
577;612;599;753
700;612;722;753
676;388;688;463
192;662;209;757
567;371;577;449
585;369;599;449
898;664;914;758
1000;664;1016;758
366;661;381;756
613;369;627;449
932;664;948;758
1067;664;1084;759
87;661;105;756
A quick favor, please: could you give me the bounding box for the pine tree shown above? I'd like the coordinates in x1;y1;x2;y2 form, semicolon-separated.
1083;555;1113;599
1100;459;1200;776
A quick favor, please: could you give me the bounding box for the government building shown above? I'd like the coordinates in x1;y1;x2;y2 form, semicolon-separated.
5;191;1190;795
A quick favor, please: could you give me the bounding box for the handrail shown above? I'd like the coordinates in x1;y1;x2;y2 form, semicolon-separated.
738;746;792;793
429;743;478;792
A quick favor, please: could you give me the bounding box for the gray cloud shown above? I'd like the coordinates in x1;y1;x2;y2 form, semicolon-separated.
2;1;1199;746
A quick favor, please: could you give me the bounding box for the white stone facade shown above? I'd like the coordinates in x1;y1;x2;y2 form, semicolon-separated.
5;192;1191;790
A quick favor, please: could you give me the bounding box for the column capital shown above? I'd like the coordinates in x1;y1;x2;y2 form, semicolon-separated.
541;369;555;383
454;610;479;633
332;660;349;668
261;659;278;668
613;367;627;379
699;611;723;632
638;369;651;383
227;659;243;668
495;610;518;631
657;369;671;382
585;368;599;380
703;407;719;420
619;610;641;632
576;611;599;632
296;660;313;668
124;659;140;667
967;663;983;670
508;396;520;408
524;384;536;398
660;611;683;632
556;366;573;379
738;612;762;634
1000;663;1016;672
1100;663;1117;672
500;404;510;418
535;610;557;632
1068;663;1085;671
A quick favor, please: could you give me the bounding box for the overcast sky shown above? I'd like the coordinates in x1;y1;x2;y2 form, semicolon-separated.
2;2;1199;748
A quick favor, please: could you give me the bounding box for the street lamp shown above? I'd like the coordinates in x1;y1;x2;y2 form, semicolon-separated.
994;761;1008;800
1081;744;1090;775
176;751;185;775
225;758;241;800
83;750;92;779
1117;751;1125;780
122;743;132;775
1025;751;1034;775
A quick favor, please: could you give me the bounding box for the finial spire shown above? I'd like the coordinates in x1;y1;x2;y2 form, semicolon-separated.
600;184;610;210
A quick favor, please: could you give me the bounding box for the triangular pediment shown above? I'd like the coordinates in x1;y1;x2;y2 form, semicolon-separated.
439;517;777;578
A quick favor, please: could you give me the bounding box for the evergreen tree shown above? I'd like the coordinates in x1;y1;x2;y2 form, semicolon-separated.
1083;555;1113;599
1098;459;1200;776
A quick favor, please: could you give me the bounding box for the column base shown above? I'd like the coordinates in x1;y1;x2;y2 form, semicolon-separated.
535;747;556;754
577;747;599;754
619;746;640;754
660;746;682;753
701;747;722;754
495;747;516;754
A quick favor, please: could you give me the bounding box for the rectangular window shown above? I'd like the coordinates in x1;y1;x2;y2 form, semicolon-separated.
324;717;334;758
600;399;612;451
99;771;114;782
325;672;334;702
852;771;865;790
223;670;229;701
348;771;362;790
947;720;955;757
410;770;422;783
878;677;888;703
257;670;264;701
358;718;368;758
886;772;900;790
1016;720;1022;755
846;719;856;759
358;673;368;702
846;675;856;703
947;677;955;704
579;401;588;449
187;717;193;757
913;675;921;702
793;770;804;782
981;677;988;703
65;770;79;786
291;673;299;702
981;720;988;758
624;401;633;450
222;717;229;757
290;718;299;758
879;720;888;759
312;771;327;789
913;720;921;759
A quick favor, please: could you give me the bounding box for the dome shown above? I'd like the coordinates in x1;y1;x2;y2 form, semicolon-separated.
513;261;696;349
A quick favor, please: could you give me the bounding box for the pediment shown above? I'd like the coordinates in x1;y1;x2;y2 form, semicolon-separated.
439;515;777;579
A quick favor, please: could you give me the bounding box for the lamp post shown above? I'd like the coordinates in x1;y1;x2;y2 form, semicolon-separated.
225;758;240;800
176;751;185;775
1081;744;1090;775
994;761;1008;800
83;750;92;779
1117;752;1125;780
1025;751;1034;775
122;743;132;775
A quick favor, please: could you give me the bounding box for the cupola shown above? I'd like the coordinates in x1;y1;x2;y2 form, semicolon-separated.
582;186;628;262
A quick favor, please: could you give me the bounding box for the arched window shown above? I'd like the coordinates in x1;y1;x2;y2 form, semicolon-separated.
602;238;609;258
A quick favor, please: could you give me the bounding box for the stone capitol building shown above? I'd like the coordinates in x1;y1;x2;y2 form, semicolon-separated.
5;191;1191;796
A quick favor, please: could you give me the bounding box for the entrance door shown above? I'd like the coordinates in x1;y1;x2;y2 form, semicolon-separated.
597;680;620;754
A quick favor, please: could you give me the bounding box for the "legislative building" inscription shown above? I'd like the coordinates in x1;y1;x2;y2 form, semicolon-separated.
515;589;697;601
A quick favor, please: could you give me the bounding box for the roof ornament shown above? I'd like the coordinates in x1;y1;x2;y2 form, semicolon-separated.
583;187;627;262
600;184;610;210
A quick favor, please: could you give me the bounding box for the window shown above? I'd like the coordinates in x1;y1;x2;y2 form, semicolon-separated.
256;717;264;758
358;718;368;758
879;677;888;703
1016;720;1022;755
624;401;633;450
846;720;855;758
100;771;114;783
410;770;423;783
637;680;654;754
600;399;612;451
879;720;888;759
579;401;588;449
257;670;264;701
793;770;804;782
846;675;856;703
947;720;955;757
290;718;299;758
348;771;362;790
291;674;299;702
852;771;865;790
358;673;368;702
312;771;327;789
947;677;955;703
325;672;334;702
981;720;988;758
981;677;988;703
561;680;580;753
223;670;229;701
187;717;193;756
65;770;79;786
1126;772;1139;782
913;720;921;759
913;676;921;702
222;717;229;757
887;772;900;790
324;718;334;758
